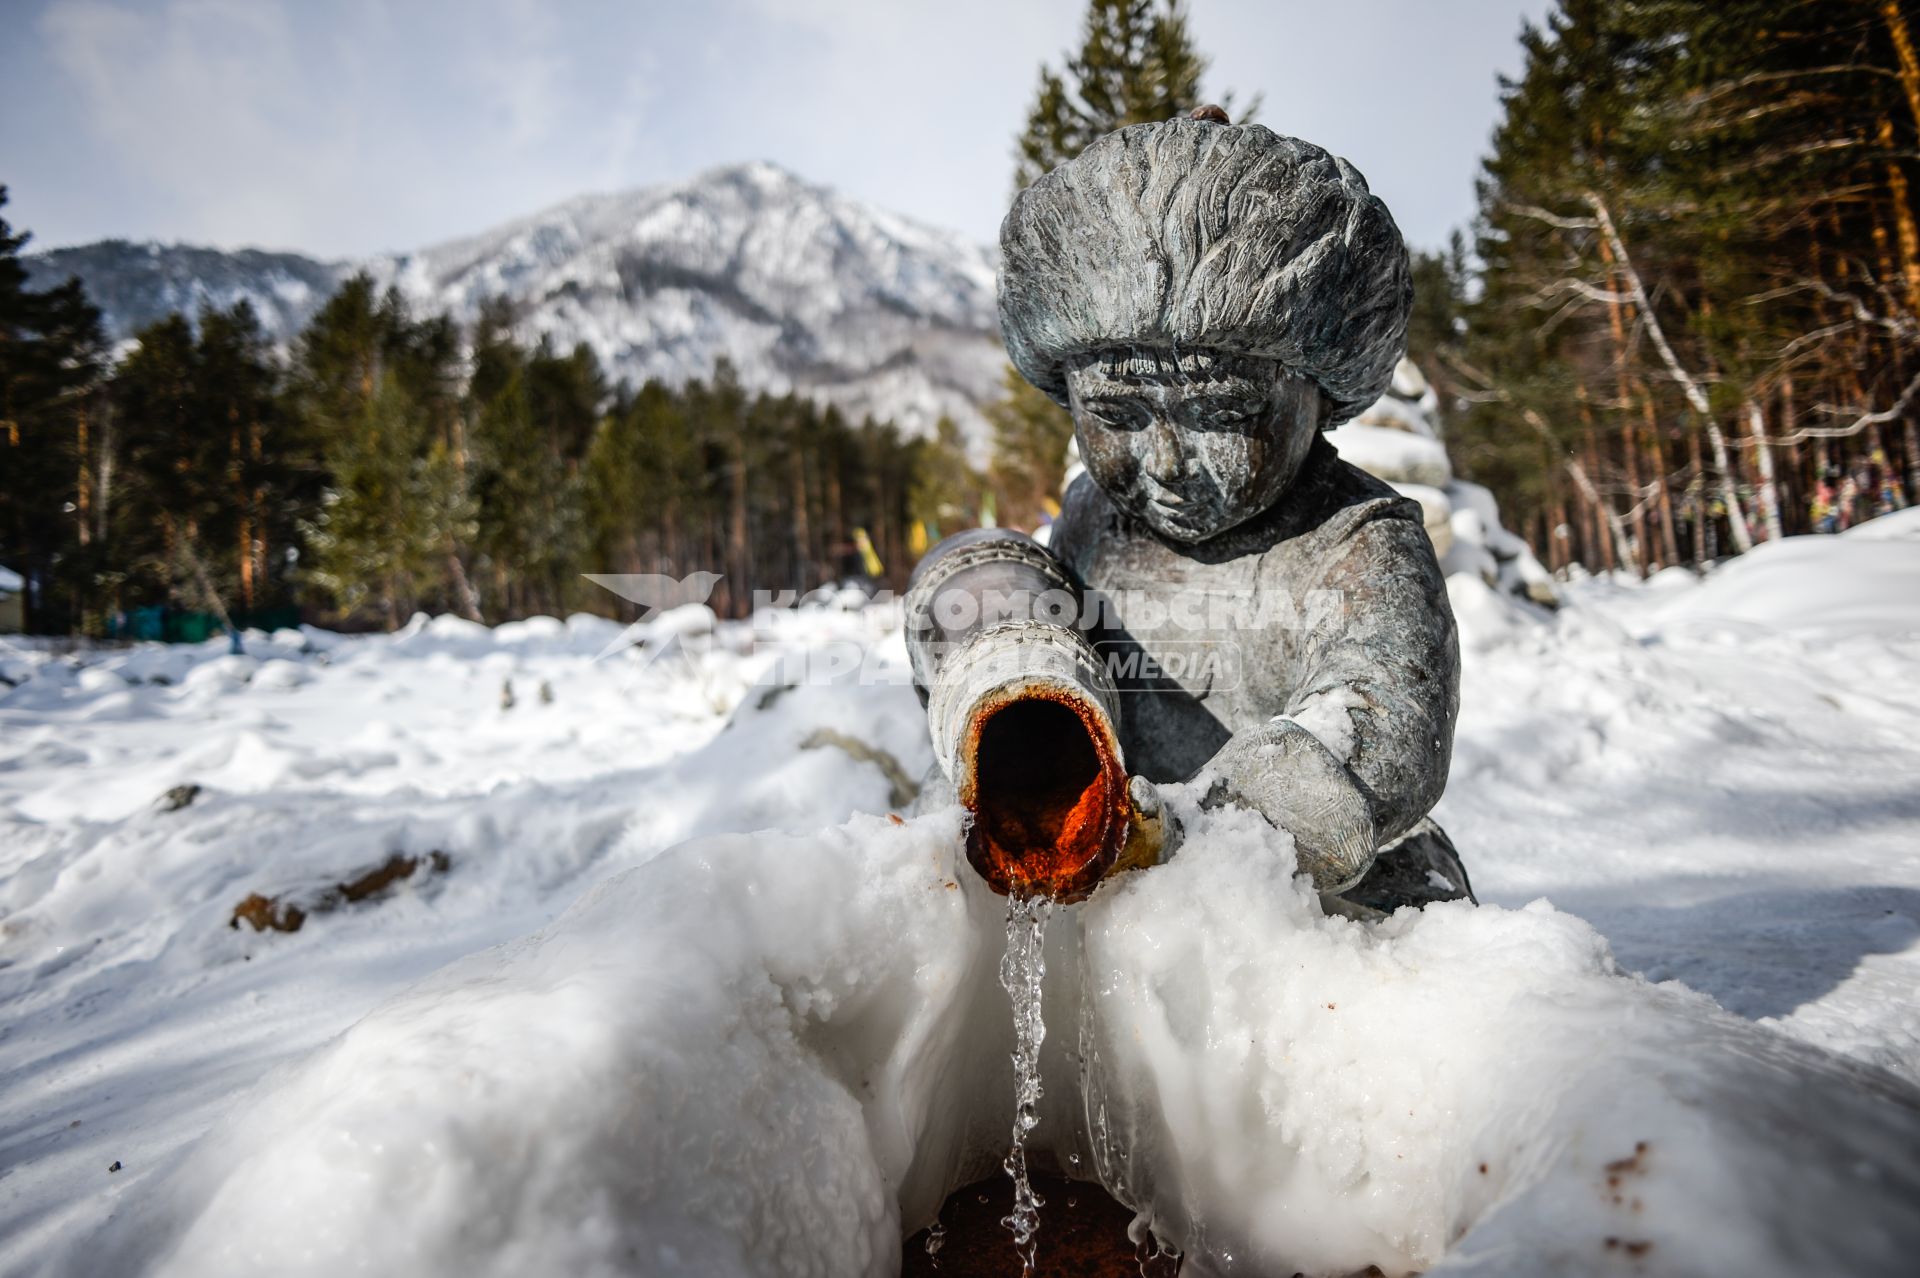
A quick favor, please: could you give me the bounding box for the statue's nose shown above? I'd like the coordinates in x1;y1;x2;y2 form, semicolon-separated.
1141;419;1184;484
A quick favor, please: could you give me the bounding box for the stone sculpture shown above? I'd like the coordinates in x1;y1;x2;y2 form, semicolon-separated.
907;110;1470;913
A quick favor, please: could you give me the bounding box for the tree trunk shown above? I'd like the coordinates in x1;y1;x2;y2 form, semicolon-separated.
446;532;483;622
1579;391;1633;574
1876;116;1920;310
75;403;91;548
826;465;846;576
1744;400;1785;542
95;397;114;546
1904;414;1920;507
1886;1;1920;136
1701;411;1754;552
790;451;811;594
1585;193;1754;553
238;513;255;609
1622;416;1647;573
1551;492;1571;574
1688;427;1709;563
1598;235;1648;575
1644;393;1681;569
727;438;750;618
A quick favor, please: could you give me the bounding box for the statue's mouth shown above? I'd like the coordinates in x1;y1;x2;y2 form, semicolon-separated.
1140;475;1191;506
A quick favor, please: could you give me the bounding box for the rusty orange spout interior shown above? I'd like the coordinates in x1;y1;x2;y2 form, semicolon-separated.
961;690;1130;902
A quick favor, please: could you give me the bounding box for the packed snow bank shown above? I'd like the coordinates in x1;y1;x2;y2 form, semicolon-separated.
0;601;926;1270
67;812;993;1278
1079;805;1920;1277
1840;504;1920;541
10;525;1920;1275
66;798;1920;1278
1656;515;1920;637
1325;421;1453;490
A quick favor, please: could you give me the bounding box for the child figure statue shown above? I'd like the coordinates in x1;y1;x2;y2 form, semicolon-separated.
907;111;1469;914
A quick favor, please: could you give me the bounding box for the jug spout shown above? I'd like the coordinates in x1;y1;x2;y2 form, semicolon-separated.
906;530;1132;901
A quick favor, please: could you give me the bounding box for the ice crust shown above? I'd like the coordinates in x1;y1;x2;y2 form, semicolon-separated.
63;800;1920;1278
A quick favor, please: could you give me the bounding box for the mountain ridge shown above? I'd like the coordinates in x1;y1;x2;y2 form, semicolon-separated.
24;162;1006;445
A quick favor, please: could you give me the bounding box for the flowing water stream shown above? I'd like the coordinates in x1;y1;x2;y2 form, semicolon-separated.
999;893;1053;1275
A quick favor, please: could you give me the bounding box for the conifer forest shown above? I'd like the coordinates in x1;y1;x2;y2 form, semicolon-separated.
3;0;1917;632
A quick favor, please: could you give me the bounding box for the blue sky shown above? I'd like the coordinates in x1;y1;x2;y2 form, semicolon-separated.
1;0;1553;259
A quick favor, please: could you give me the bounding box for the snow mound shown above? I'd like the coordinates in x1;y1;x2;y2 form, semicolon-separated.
1658;524;1920;637
1841;505;1920;541
1441;480;1557;605
71;801;1920;1278
73;811;987;1278
1325;421;1453;489
1081;806;1920;1277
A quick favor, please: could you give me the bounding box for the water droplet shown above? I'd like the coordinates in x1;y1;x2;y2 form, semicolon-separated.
923;1220;945;1269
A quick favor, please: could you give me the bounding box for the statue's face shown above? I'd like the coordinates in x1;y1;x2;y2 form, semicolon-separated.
1064;347;1323;543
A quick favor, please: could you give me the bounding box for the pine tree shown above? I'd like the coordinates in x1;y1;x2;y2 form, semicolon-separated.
987;367;1076;529
909;416;982;540
107;302;302;627
1450;0;1919;574
0;188;108;631
295;275;469;625
194;302;302;613
1013;0;1256;191
306;370;438;626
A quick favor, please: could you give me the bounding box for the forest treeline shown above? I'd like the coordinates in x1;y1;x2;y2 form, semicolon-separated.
7;0;1920;633
1416;0;1920;573
0;225;985;632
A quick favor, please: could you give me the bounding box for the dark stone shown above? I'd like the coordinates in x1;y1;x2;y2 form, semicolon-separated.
228;851;451;933
902;1172;1178;1278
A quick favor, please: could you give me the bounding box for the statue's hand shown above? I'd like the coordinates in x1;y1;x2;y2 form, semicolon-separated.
1201;720;1377;893
1111;775;1180;877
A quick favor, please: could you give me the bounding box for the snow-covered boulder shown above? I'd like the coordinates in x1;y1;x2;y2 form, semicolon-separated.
1442;480;1557;607
1327;420;1455;489
1331;359;1556;606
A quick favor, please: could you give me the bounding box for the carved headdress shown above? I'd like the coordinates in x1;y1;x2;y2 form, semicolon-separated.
998;119;1412;428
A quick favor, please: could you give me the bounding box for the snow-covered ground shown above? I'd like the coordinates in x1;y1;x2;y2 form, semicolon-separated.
4;513;1919;1276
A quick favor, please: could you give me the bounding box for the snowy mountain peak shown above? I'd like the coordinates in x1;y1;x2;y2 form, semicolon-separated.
25;165;1007;443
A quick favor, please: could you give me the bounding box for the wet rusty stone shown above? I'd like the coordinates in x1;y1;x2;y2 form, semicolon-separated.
229;851;452;932
903;1172;1178;1278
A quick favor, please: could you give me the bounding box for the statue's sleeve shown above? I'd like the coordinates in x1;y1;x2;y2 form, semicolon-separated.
1202;501;1459;892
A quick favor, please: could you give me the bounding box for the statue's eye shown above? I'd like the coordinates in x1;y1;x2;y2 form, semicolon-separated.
1195;398;1263;431
1081;399;1145;431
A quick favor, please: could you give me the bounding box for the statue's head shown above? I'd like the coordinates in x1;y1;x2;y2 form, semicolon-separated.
999;118;1411;543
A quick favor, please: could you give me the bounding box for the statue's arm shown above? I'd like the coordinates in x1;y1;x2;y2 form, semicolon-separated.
1202;506;1459;892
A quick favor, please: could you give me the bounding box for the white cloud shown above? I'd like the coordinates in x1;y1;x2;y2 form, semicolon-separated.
17;0;1551;257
